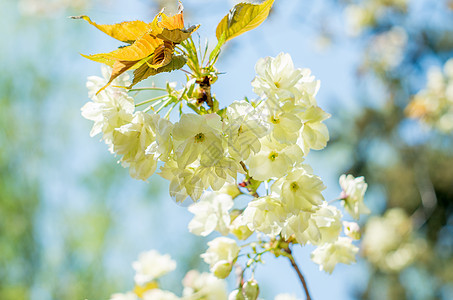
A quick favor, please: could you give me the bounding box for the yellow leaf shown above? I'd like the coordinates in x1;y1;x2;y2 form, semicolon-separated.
146;41;175;68
216;0;275;42
159;10;185;30
147;8;199;43
80;53;116;67
71;15;151;44
84;33;164;62
78;1;197;89
97;60;143;94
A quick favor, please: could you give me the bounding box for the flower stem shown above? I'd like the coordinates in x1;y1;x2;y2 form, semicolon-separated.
285;249;312;300
328;197;342;204
128;87;167;92
155;98;172;113
164;102;177;119
135;95;168;107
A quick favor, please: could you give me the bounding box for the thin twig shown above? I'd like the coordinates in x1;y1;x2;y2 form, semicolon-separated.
135;95;167;107
155;98;172;113
285;248;312;300
128;87;167;92
164;102;177;119
328;197;342;204
240;161;248;173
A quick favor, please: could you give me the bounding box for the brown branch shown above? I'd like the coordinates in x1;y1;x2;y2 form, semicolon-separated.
196;76;213;110
238;161;260;198
285;248;312;300
240;161;248;173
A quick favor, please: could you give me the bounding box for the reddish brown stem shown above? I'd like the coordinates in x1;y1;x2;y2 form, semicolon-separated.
286;249;312;300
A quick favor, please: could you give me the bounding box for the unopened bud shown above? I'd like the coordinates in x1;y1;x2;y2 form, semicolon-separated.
212;261;233;279
230;214;253;240
229;289;245;300
243;279;259;300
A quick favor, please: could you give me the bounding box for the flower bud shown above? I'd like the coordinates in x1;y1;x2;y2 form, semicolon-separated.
201;237;240;278
243;279;259;300
228;289;245;300
212;260;233;279
230;214;253;240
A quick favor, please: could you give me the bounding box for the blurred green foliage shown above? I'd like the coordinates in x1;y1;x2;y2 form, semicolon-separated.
0;97;40;299
326;1;453;299
0;1;129;299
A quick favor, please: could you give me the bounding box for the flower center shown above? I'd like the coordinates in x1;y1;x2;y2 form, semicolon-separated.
270;116;280;124
274;81;280;88
268;151;278;161
290;181;299;191
194;132;205;143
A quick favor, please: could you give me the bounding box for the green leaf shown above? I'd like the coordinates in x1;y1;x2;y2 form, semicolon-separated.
208;33;226;64
130;55;187;88
215;0;274;43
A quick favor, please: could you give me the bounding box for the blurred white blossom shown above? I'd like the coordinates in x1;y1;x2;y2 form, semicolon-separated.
362;208;425;272
142;289;180;300
132;250;176;286
182;270;228;300
407;58;453;132
366;27;408;71
274;294;301;300
344;0;407;36
311;237;359;273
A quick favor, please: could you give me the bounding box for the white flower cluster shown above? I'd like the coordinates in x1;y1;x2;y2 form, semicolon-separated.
82;53;370;292
344;0;407;36
184;54;369;275
111;249;228;300
406;58;453;133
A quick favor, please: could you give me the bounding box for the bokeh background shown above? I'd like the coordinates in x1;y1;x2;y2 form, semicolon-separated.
1;0;452;299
